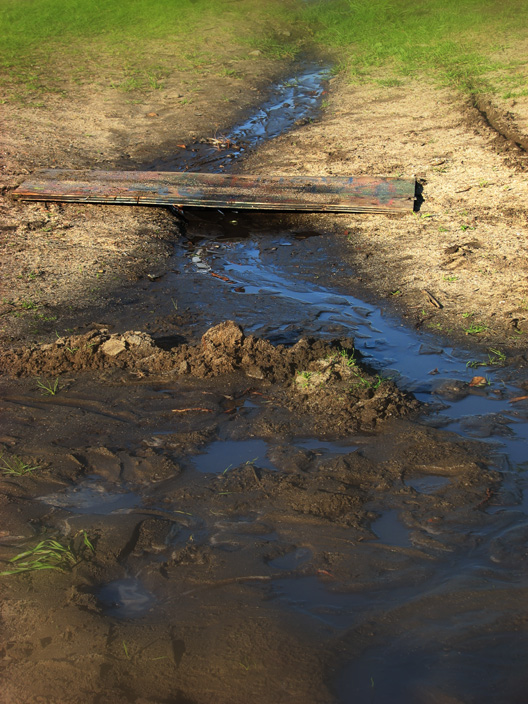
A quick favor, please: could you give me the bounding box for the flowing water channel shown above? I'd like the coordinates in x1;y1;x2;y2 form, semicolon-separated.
166;212;528;702
4;61;528;703
143;61;528;702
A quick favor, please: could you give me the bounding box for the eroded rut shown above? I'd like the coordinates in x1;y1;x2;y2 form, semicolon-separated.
2;62;528;704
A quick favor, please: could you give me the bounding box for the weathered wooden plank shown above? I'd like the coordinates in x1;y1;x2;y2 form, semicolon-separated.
13;169;415;213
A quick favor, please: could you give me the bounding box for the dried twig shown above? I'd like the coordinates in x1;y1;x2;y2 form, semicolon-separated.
509;395;528;404
422;289;443;309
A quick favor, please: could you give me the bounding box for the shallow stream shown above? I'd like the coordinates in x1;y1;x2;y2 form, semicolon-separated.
140;60;528;702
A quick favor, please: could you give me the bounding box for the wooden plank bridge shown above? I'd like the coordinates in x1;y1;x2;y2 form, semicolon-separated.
13;170;416;214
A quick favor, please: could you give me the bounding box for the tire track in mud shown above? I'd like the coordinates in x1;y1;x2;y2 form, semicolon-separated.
471;95;528;165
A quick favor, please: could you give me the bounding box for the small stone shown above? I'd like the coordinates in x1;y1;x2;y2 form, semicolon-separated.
100;338;127;357
433;379;469;402
246;366;264;380
123;332;153;347
249;50;262;57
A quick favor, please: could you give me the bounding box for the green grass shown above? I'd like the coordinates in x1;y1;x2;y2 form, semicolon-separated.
300;0;528;93
338;348;358;367
0;532;94;575
3;0;525;100
0;0;299;98
350;372;384;390
464;323;488;335
466;347;506;367
0;0;249;57
36;377;60;396
1;454;41;476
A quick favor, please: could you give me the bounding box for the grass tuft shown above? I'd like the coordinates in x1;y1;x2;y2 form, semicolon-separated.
1;454;41;476
0;531;95;576
36;377;60;396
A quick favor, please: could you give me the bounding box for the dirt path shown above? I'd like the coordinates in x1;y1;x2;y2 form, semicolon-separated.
0;54;293;346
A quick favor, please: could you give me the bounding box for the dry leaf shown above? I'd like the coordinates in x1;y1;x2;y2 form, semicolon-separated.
469;376;487;387
211;272;234;283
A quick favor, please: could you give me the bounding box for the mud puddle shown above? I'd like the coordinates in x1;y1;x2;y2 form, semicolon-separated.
39;475;141;515
2;62;528;704
191;438;277;474
160;218;528;703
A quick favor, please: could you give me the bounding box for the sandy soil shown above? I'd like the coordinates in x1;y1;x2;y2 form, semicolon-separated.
0;54;292;346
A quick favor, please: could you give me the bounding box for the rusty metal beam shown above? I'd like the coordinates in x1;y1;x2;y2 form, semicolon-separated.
13;169;415;214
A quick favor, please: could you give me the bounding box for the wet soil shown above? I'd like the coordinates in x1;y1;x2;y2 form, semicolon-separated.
2;51;528;704
0;367;504;704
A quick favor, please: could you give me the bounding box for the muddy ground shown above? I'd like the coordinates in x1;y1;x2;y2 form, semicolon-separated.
1;49;528;704
0;344;507;704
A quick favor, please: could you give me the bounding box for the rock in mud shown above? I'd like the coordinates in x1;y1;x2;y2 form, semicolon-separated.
489;521;528;567
100;338;127;357
433;379;470;401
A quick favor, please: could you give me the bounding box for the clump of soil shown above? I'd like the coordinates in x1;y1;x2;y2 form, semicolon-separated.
288;348;412;432
0;320;419;432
